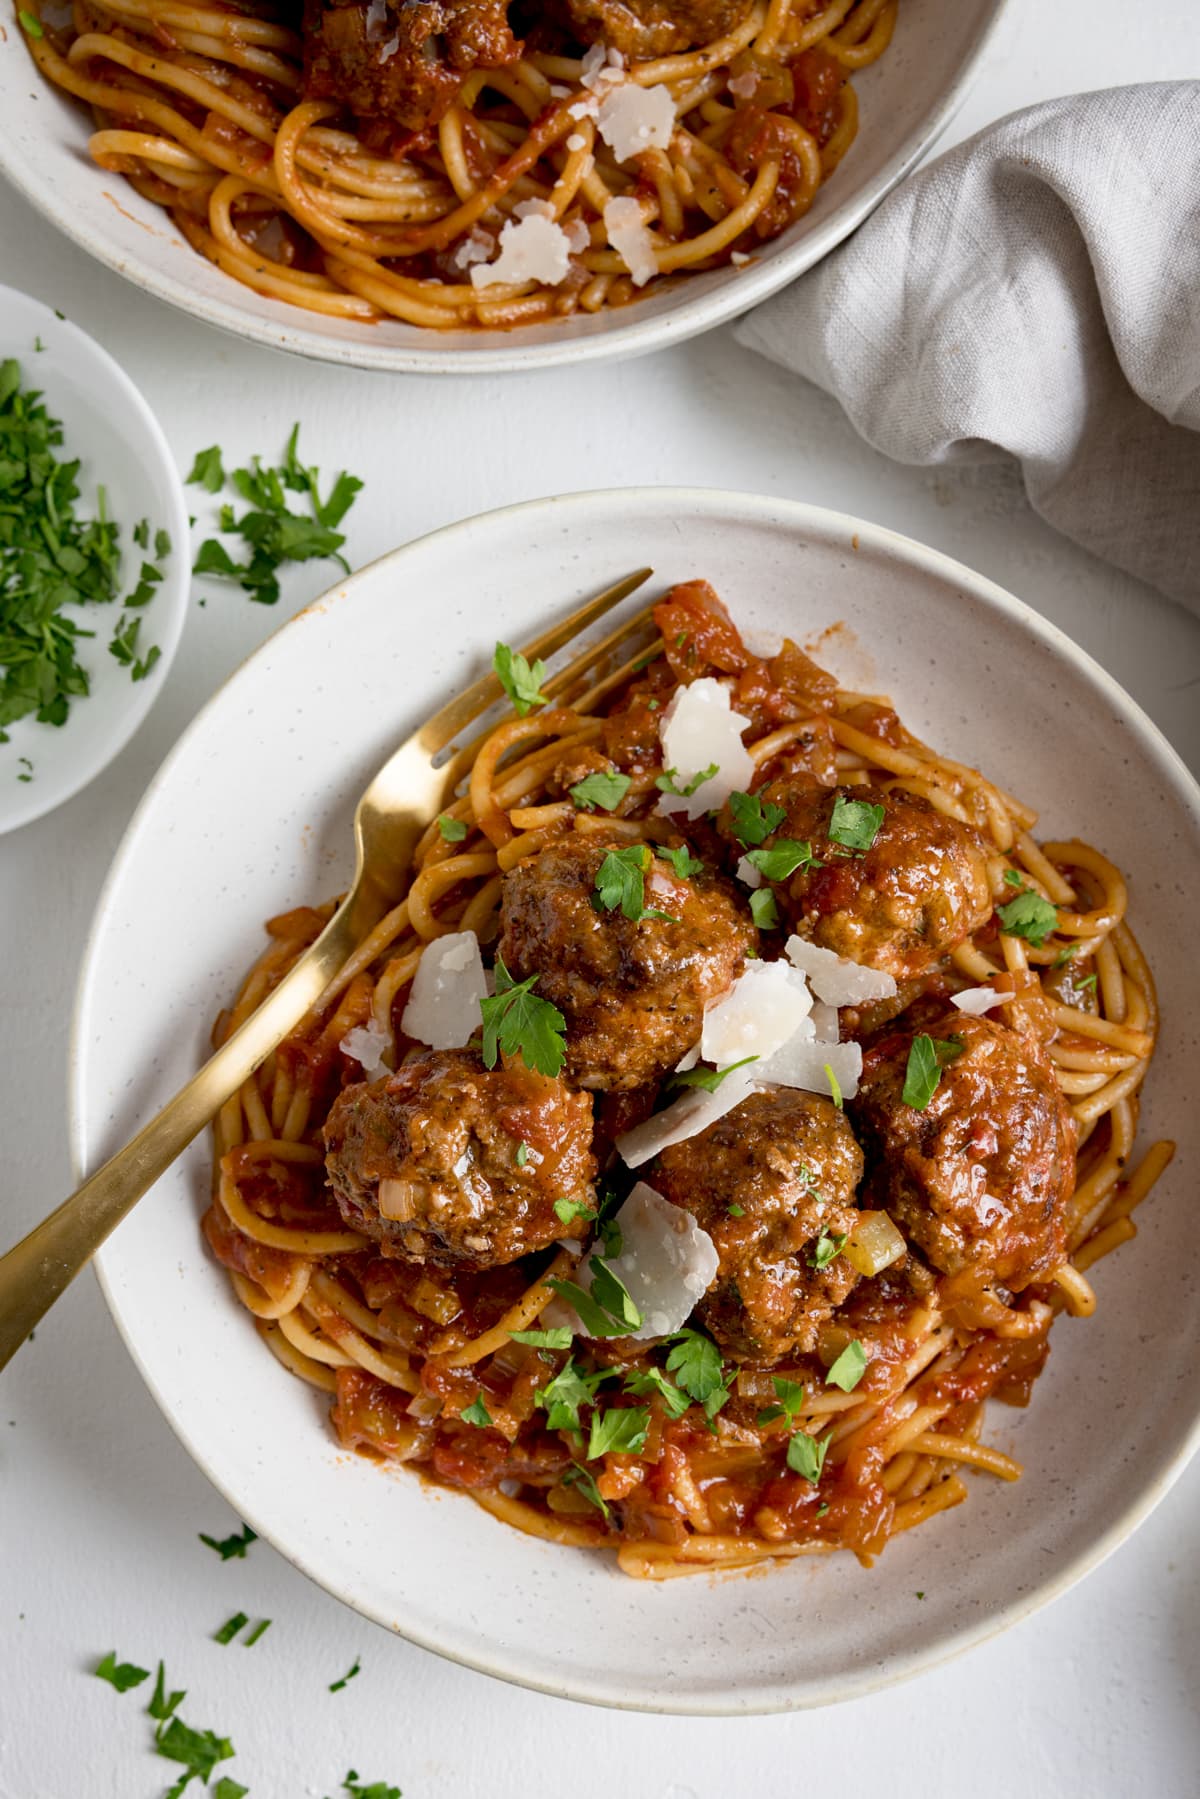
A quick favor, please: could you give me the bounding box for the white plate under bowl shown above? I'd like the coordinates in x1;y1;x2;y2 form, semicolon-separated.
0;284;188;834
72;489;1200;1712
0;1;1005;374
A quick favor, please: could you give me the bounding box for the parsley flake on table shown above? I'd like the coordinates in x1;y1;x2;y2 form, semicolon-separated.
745;839;823;881
728;790;787;845
460;1394;492;1428
212;1781;249;1799
670;1055;759;1093
94;1651;150;1692
329;1656;361;1693
187;445;225;493
587;1404;650;1459
997;888;1059;946
749;887;780;930
155;1712;236;1793
479;956;566;1077
902;1033;965;1110
213;1612;249;1646
147;1661;186;1723
199;1523;257;1560
656;762;717;798
826;1339;868;1392
757;1375;806;1428
786;1427;832;1483
807;1229;847;1270
828;794;885;851
242;1618;271;1647
437;813;467;842
330;1774;402;1799
593;843;676;924
493;641;548;715
569;767;631;812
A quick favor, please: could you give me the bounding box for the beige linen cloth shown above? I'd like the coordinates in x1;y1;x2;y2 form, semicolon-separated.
733;83;1200;609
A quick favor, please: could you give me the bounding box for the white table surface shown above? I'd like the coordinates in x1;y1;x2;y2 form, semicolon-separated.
2;2;1199;1794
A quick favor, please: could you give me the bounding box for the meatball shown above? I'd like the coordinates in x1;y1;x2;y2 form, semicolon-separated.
654;1088;863;1362
497;834;755;1090
748;778;991;980
323;1049;596;1269
561;0;751;58
302;0;520;133
851;1013;1076;1291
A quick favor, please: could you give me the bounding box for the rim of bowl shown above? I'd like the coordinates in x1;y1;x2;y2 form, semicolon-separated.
0;4;1009;375
70;485;1200;1712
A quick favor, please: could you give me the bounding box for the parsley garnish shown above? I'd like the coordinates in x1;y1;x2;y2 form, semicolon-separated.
493;641;548;715
18;9;43;35
1052;943;1078;968
461;1394;492;1428
213;1612;249;1645
657;843;704;880
826;1340;867;1392
587;1404;650;1459
562;1463;609;1518
666;1329;729;1422
807;1229;847;1270
1076;972;1098;993
997;888;1058;946
824;1062;843;1110
437;813;467;842
199;1523;256;1560
828;794;885;851
757;1375;806;1427
515;1140;529;1166
786;1428;832;1483
746;839;822;880
191;424;361;604
729;790;787;845
569;767;631;812
1002;867;1024;888
623;1364;690;1418
749;888;779;930
94;1651;150;1692
656;763;717;797
902;1033;964;1110
480;956;566;1077
546;1252;642;1339
329;1656;361;1693
553;1196;597;1225
670;1055;759;1093
593;843;676;924
509;1326;573;1350
536;1360;615;1431
727;1202;745;1218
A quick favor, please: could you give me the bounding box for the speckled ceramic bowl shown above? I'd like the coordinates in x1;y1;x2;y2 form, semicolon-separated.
72;490;1200;1711
0;2;1007;373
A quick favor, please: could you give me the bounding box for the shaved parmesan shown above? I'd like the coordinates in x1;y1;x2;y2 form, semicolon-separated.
728;69;759;100
566;131;588;152
450;227;496;272
701;960;813;1068
563;217;591;253
603;197;658;287
754;1034;863;1101
340;1020;391;1080
471;212;572;290
809;999;840;1043
617;1070;757;1168
786;934;897;1006
400;930;488;1050
656;677;754;820
364;0;387;40
952;985;1004;1015
596;82;675;163
735;854;762;888
730;251;751;267
575;1183;718;1340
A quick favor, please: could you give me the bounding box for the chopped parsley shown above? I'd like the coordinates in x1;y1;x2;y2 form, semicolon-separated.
826;1340;868;1392
665;1328;729;1422
515;1141;529;1166
757;1375;806;1427
94;1651;150;1692
786;1428;832;1483
553;1195;597;1225
902;1033;965;1110
746;839;822;881
588;1255;643;1332
623;1364;690;1418
727;1202;745;1218
460;1394;492;1428
509;1326;573;1350
147;1661;186;1722
749;887;780;930
198;1523;256;1560
536;1359;615;1432
670;1055;759;1093
828;794;885;851
18;9;43;35
213;1612;249;1646
493;640;548;715
728;789;787;845
1052;942;1078;968
479;956;566;1077
1076;972;1099;994
562;1463;609;1518
329;1656;361;1693
437;813;467;842
657;843;704;880
156;1713;236;1793
593;842;676;924
655;763;717;797
587;1404;650;1459
191;424;361;604
243;1618;271;1647
1002;867;1024;888
997;888;1058;946
807;1229;847;1270
824;1062;843;1110
569;767;631;812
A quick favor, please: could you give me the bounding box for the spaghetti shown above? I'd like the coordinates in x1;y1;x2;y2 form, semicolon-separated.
201;581;1171;1578
19;0;897;330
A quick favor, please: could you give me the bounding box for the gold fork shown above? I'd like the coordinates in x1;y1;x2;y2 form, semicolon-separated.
0;567;655;1371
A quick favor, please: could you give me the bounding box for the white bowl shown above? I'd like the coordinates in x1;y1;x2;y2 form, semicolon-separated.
0;2;1004;374
72;489;1200;1712
0;284;188;834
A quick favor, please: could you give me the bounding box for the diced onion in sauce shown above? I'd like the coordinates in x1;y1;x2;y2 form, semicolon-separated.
843;1210;907;1276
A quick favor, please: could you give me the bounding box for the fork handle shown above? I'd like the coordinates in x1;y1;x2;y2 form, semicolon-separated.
0;905;361;1373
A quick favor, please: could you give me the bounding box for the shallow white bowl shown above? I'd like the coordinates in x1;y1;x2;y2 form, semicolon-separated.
1;2;1004;373
72;489;1200;1712
0;283;188;834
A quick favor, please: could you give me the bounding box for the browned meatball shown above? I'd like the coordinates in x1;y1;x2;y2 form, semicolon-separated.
654;1089;863;1362
497;835;755;1091
323;1049;596;1269
561;0;750;57
302;0;520;132
748;778;991;981
851;1013;1076;1291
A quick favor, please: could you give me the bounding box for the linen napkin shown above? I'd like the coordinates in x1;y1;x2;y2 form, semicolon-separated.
733;82;1200;610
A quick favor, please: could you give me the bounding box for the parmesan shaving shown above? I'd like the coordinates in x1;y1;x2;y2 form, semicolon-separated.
735;853;762;888
602;196;658;288
470;212;572;290
730;251;751;267
786;934;898;1006
728;69;759;100
754;1034;864;1101
617;1070;758;1168
951;985;1004;1015
656;676;754;819
700;960;813;1068
340;1020;391;1081
575;1183;718;1340
400;930;488;1050
595;82;675;163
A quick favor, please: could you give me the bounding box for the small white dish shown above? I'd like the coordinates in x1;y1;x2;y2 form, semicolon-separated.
71;489;1200;1712
0;285;188;834
0;2;1007;374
